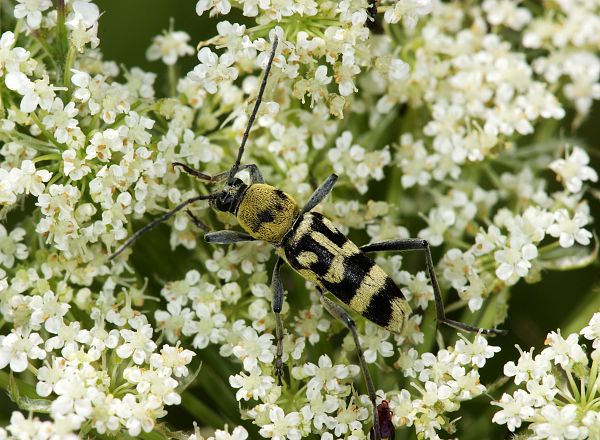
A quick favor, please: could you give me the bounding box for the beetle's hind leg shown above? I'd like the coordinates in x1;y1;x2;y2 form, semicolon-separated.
360;239;507;336
318;288;382;440
271;257;286;385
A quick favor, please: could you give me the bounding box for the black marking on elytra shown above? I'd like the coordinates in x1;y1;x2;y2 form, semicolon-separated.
283;213;391;310
275;189;287;199
363;278;400;327
310;212;348;248
325;252;377;304
258;210;275;223
287;229;334;277
273;202;284;212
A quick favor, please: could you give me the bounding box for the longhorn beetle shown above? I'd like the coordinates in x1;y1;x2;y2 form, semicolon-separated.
109;36;506;440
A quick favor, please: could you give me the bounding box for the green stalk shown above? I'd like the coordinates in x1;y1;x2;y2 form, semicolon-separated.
63;45;76;92
168;64;178;98
55;0;68;61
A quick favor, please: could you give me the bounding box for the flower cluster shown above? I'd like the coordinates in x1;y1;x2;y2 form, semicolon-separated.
0;0;598;438
493;312;600;439
390;334;500;439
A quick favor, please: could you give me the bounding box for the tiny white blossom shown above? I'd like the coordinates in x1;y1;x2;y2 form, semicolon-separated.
549;147;598;193
147;30;195;65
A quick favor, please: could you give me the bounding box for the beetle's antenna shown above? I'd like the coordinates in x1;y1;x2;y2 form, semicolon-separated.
109;193;221;260
228;35;279;184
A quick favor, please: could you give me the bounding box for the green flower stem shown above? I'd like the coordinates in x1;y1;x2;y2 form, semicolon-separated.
444;299;468;314
33;36;60;73
30;112;64;150
9;133;57;153
32;153;61;163
168;64;178;98
566;369;581;401
63;45;76;91
477;287;509;331
419;299;439;355
55;0;68;61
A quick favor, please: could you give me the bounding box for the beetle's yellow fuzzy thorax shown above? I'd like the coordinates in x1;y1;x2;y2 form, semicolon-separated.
236;184;299;244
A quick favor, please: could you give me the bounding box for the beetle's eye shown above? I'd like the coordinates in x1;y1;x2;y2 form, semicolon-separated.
214;192;234;212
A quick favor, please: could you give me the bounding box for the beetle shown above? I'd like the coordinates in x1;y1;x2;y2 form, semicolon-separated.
109;36;505;440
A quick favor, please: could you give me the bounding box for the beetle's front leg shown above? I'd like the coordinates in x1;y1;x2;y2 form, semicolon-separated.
271;257;286;385
173;162;264;184
185;210;210;231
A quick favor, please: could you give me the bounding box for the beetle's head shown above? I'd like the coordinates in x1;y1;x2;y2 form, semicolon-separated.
209;178;247;214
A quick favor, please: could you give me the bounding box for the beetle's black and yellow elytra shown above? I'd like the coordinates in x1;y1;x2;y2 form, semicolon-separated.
279;212;411;333
109;36;505;440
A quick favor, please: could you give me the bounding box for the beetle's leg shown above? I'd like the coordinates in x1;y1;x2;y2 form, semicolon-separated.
204;230;256;244
360;239;507;336
300;174;338;215
173;162;227;183
173;162;264;184
318;288;382;440
271;257;286;385
238;164;264;184
185;210;210;231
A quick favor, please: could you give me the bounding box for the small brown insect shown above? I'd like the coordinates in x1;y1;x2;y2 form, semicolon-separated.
371;400;395;440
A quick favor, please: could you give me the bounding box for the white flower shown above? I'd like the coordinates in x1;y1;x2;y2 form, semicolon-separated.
530;404;585;440
116;317;158;365
543;331;587;370
189;47;238;94
62;149;91;180
383;0;433;28
117;393;163;437
483;0;532;30
0;329;46;372
147;30;195;65
549;147;598;193
42;98;80;144
258;406;302;440
358;323;394;363
0;224;28;268
547;209;592;248
418;207;456;247
492;390;535;432
14;0;52;29
454;334;501;368
210;426;249;440
13;160;52;196
295;354;359;399
5;73;60;113
149;344;195;378
230;324;274;372
66;1;101;50
329;399;369;437
581;313;600;348
494;235;538;283
229;367;275;401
